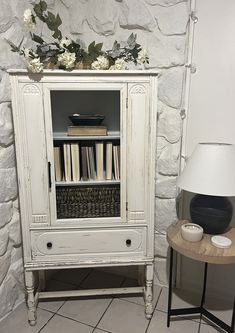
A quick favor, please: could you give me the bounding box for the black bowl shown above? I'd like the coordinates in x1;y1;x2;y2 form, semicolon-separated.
69;114;105;126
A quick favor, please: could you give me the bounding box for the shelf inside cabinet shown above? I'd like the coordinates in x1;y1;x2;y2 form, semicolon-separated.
53;131;120;141
56;180;120;186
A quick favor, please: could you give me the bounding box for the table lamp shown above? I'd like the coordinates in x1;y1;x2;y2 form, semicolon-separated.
177;143;235;234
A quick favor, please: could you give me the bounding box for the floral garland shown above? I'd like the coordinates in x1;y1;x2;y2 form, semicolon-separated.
9;1;149;73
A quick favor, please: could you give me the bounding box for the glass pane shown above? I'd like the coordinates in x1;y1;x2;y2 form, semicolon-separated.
50;90;121;220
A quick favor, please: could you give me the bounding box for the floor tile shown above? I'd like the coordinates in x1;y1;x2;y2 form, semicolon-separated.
39;299;65;313
38;277;82;313
203;296;234;326
199;322;224;333
81;270;124;289
93;329;111;333
119;280;161;308
0;303;53;333
147;310;200;333
49;268;92;286
57;297;112;326
98;298;149;333
40;313;93;333
156;286;201;321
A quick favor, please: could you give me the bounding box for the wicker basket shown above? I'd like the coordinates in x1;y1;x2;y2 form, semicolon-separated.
56;185;120;219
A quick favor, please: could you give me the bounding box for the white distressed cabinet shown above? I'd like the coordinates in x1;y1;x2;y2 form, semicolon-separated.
9;70;158;325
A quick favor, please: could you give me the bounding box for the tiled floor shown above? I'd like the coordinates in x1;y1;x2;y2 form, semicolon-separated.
0;269;234;333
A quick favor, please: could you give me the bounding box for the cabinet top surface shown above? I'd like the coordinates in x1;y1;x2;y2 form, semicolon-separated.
8;69;159;76
167;220;235;264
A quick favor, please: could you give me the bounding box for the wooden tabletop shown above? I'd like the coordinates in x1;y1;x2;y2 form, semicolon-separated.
167;220;235;264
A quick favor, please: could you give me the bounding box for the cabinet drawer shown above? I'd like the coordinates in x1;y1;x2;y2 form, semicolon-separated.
31;228;146;257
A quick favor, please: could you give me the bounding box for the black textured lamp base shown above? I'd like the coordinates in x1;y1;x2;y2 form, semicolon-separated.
190;194;233;234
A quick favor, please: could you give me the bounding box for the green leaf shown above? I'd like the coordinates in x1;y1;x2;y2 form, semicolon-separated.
88;41;95;54
7;38;23;53
52;29;62;40
32;33;44;44
33;3;46;22
56;14;62;27
34;4;42;16
46;11;56;29
95;42;103;52
39;0;47;11
87;41;103;59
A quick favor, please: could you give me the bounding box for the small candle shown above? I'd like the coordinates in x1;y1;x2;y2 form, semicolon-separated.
181;223;203;242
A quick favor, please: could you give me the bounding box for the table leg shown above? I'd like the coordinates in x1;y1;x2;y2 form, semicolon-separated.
200;262;208;309
230;297;235;331
167;247;174;327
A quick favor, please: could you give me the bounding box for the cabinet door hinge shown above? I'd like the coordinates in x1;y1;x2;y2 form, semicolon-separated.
126;97;128;109
126;202;128;211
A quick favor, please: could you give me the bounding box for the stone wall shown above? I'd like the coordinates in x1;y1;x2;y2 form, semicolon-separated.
0;0;189;320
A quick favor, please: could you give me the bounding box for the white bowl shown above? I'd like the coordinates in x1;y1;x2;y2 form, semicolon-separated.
181;223;203;242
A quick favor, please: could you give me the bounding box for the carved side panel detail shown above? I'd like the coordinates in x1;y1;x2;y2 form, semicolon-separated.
23;84;40;95
130;84;146;94
32;215;47;223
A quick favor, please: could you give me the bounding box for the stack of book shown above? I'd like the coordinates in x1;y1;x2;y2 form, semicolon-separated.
53;142;120;182
67;126;107;136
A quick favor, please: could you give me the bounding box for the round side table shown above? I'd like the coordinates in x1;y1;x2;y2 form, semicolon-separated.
167;220;235;333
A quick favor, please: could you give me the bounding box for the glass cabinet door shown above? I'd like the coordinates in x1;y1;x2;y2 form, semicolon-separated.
43;83;127;224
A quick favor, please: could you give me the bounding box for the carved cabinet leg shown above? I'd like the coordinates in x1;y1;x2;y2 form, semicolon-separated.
144;264;154;319
25;271;37;326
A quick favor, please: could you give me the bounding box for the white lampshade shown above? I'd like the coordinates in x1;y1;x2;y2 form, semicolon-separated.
177;143;235;196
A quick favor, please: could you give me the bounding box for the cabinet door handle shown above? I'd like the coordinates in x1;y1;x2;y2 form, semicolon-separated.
47;242;53;249
48;162;52;189
126;239;132;247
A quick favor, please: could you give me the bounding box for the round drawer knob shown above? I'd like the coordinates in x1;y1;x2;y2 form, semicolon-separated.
47;242;53;249
126;239;132;247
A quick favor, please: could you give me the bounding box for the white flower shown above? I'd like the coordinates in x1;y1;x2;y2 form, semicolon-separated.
23;9;35;29
58;51;76;69
91;60;101;70
26;58;44;73
59;38;72;49
109;58;126;70
91;56;109;70
137;48;148;64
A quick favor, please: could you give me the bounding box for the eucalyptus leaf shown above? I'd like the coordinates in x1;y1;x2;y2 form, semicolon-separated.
109;49;122;58
40;45;50;53
112;40;120;51
127;33;137;50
